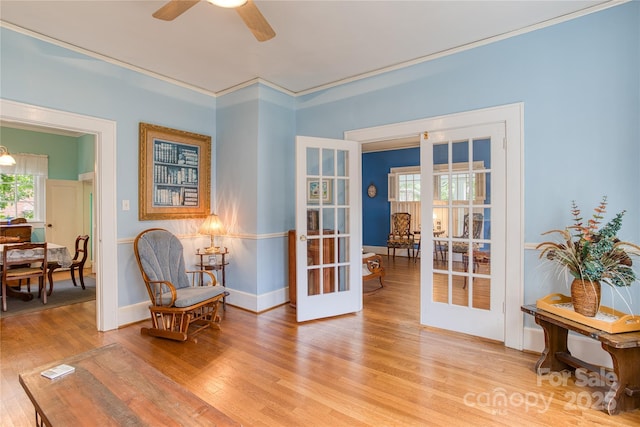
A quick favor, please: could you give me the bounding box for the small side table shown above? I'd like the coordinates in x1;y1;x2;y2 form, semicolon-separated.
196;248;229;307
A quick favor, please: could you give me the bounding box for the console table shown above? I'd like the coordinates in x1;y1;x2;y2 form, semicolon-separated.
19;343;239;426
522;304;640;415
0;224;32;242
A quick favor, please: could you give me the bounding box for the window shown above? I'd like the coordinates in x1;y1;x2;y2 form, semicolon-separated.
433;161;486;202
1;173;36;219
388;166;421;202
398;173;421;202
0;153;48;221
388;166;421;230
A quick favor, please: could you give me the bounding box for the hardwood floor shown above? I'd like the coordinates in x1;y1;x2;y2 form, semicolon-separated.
2;257;639;426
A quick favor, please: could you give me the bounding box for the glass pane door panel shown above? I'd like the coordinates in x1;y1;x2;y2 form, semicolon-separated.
474;172;489;204
337;178;347;205
337;150;347;176
473;138;491;168
337;237;349;263
308;269;320;296
451;207;469;237
337;207;349;234
322;208;335;230
432;272;449;303
323;266;335;293
472;277;491;310
451;172;472;201
307;208;319;233
452;275;469;307
322;149;335;176
433;143;449;166
307;237;321;266
338;265;349;292
307;148;319;175
452;140;469;163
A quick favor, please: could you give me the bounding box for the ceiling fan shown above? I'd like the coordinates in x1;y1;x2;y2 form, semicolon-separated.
152;0;275;42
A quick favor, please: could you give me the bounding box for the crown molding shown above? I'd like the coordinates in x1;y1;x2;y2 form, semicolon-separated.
1;1;626;99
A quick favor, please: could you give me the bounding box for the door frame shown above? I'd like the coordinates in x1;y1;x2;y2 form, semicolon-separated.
1;99;118;332
345;103;524;350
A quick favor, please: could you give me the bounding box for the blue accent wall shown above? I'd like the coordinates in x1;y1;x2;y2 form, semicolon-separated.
363;148;419;247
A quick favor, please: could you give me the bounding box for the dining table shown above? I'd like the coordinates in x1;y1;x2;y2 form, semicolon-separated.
0;242;73;303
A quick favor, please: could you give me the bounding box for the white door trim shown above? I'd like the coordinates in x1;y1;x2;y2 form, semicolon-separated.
1;99;118;332
345;103;524;350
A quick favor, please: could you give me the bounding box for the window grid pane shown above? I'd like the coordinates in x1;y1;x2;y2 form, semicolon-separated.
398;173;421;202
1;174;36;219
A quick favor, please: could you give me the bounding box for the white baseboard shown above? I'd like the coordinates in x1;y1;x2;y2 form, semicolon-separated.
117;286;291;326
363;245;415;256
225;286;289;313
118;300;149;327
523;326;612;369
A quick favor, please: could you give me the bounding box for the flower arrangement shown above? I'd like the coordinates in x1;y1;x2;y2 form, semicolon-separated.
537;196;640;288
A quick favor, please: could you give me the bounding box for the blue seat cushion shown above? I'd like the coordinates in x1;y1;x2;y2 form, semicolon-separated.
159;285;226;308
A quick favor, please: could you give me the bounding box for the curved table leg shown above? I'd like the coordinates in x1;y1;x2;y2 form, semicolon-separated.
534;317;573;374
601;345;640;415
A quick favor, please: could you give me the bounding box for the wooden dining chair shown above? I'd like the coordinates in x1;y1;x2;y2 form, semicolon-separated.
1;242;48;312
46;235;89;296
69;235;90;289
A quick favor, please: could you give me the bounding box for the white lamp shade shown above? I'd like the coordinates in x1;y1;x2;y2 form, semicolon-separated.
198;214;226;236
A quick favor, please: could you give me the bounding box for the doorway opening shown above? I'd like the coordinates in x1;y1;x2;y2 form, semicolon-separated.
1;99;118;331
348;103;524;350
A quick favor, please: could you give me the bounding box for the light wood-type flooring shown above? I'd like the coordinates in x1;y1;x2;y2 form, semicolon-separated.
2;259;639;426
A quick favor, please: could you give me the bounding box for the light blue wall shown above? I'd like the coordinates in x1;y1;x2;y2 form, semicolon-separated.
297;3;640;312
1;2;638;314
1;27;217;307
217;84;295;296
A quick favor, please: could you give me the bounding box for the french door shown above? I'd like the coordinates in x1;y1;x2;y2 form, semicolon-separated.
295;136;361;322
421;123;506;341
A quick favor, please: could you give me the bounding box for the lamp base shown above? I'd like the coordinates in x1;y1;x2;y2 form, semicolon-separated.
204;246;220;254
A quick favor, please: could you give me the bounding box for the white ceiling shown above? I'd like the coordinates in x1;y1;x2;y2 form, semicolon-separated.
0;0;617;95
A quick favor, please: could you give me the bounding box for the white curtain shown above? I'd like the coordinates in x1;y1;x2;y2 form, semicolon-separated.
0;153;48;176
0;153;49;221
390;201;421;233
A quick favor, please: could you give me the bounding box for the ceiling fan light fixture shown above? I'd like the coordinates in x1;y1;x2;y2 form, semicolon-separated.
206;0;247;8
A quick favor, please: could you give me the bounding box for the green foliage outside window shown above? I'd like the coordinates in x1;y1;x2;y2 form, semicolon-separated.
0;173;35;219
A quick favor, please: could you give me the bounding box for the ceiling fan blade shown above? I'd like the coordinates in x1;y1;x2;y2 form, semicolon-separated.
153;0;200;21
235;0;275;42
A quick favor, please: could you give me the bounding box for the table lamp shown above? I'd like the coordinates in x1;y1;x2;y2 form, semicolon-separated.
198;213;225;253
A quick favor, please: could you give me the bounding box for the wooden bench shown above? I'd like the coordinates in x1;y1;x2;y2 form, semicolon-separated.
522;304;640;415
19;343;240;426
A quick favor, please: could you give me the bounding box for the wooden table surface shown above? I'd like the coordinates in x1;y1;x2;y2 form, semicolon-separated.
19;343;240;426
